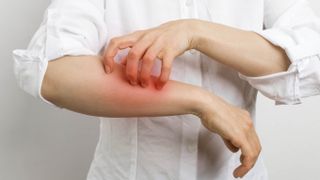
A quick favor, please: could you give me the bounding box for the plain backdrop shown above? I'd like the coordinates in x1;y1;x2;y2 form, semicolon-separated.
0;0;319;180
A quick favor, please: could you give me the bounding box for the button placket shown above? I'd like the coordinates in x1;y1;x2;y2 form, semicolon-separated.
186;139;197;153
179;0;195;18
178;117;201;180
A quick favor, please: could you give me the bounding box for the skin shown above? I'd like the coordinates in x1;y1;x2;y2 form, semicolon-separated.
42;55;261;178
103;19;290;89
102;19;290;178
42;56;204;117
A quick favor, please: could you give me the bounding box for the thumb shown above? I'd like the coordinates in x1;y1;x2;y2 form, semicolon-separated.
103;53;114;74
223;138;240;153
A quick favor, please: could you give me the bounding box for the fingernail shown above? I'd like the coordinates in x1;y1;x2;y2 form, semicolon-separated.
130;80;137;86
156;83;163;90
141;81;148;88
106;66;111;74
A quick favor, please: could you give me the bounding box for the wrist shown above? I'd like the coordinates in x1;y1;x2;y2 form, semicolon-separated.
185;19;202;50
188;19;208;50
188;88;214;118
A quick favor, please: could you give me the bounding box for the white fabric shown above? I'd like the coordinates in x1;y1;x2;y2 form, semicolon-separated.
12;0;320;179
239;0;320;105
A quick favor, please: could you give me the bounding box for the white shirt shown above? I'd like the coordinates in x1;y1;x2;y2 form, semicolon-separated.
13;0;320;179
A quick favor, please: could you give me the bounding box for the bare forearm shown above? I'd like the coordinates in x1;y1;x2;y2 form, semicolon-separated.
40;55;262;178
41;56;207;117
192;20;290;77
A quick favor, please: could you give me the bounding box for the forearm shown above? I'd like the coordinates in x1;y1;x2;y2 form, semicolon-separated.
40;55;261;178
192;20;290;77
41;56;207;117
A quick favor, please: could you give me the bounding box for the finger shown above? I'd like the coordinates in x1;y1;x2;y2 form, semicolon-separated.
248;128;262;166
243;120;262;164
103;33;141;73
253;132;262;155
156;52;173;89
126;38;153;85
233;139;258;178
223;138;239;153
139;41;164;88
120;55;128;66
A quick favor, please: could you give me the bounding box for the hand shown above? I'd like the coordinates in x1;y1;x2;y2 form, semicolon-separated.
103;19;198;89
195;93;262;178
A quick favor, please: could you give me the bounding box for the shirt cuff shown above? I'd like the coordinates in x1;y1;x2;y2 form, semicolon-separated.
13;1;107;107
13;49;56;107
239;55;320;105
13;40;97;107
255;28;320;63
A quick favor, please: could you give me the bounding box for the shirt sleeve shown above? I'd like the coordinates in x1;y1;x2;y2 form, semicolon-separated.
239;0;320;105
12;0;107;105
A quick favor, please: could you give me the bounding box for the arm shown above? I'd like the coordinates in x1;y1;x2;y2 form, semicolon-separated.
102;19;290;87
191;20;291;77
224;0;320;104
104;0;320;104
41;55;261;178
191;0;320;104
42;55;205;117
13;0;261;177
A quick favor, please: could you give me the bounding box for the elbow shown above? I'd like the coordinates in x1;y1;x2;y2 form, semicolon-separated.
40;69;58;105
40;60;63;106
270;48;291;74
13;49;54;101
264;57;291;76
256;48;291;77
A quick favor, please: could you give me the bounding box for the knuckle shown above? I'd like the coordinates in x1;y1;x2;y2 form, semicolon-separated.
127;73;136;80
165;49;174;55
245;157;255;168
247;120;254;128
126;38;135;45
126;69;136;79
128;50;139;59
162;65;171;73
245;162;254;169
142;34;152;41
109;38;118;45
160;76;169;83
243;120;253;130
245;151;254;159
143;54;155;63
154;38;166;47
240;109;250;118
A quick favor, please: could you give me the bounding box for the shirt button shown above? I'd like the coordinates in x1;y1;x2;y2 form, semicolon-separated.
50;13;59;20
187;143;196;153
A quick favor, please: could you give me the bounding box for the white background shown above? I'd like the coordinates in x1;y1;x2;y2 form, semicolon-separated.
0;0;319;179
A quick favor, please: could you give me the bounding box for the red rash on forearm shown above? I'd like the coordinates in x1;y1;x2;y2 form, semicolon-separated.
42;56;205;118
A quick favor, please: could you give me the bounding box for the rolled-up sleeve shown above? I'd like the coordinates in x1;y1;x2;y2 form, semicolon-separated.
239;0;320;105
13;0;107;105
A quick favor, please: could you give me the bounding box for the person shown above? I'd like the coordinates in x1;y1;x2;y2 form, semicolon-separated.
13;0;320;179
